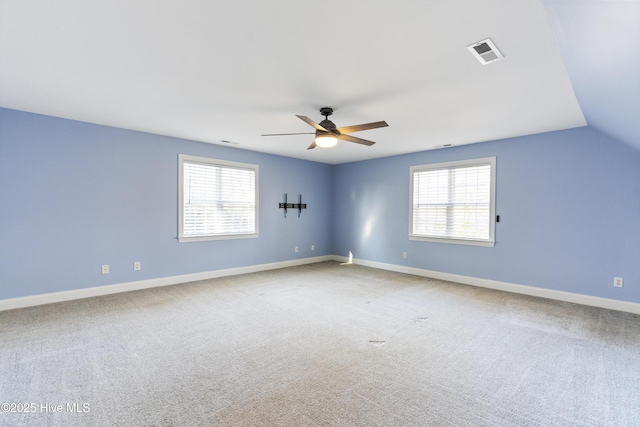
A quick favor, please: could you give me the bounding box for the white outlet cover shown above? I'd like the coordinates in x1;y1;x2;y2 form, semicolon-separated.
101;265;109;274
614;277;623;288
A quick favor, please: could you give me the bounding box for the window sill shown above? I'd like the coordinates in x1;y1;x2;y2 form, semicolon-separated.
179;233;259;243
409;235;495;247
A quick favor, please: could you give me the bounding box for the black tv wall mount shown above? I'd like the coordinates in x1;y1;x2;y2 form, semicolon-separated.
279;193;306;218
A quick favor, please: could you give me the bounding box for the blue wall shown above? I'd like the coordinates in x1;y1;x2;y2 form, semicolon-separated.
332;127;640;303
3;108;640;305
0;108;332;300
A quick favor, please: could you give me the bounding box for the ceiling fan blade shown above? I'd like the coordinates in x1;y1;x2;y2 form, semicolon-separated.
336;121;388;134
337;134;376;146
307;141;317;150
296;115;329;132
261;132;315;136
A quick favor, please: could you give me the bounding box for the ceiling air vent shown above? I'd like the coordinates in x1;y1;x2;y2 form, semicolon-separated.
467;38;503;65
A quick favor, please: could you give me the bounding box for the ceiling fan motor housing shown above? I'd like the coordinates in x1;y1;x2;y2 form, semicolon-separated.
318;107;337;134
319;119;337;134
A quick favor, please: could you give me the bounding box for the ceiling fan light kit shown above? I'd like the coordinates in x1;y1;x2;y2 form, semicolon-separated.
314;134;338;148
262;107;388;150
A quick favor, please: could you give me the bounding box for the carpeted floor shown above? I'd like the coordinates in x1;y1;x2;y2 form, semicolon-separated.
1;261;639;426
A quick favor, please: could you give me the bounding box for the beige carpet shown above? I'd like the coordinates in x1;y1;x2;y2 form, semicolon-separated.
1;261;639;426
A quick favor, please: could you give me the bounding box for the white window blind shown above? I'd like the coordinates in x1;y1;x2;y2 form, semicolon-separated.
410;157;495;246
179;155;258;242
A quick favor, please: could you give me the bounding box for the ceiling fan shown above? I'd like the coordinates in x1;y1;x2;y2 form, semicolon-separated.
262;107;388;150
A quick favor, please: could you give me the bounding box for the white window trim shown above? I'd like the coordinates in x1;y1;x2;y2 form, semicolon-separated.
178;154;259;243
409;157;496;247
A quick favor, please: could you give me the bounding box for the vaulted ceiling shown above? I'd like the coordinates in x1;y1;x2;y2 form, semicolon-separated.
542;0;640;153
1;1;638;164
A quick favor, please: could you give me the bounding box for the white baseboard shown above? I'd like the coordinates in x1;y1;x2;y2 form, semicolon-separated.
332;255;640;315
0;256;332;312
3;255;639;315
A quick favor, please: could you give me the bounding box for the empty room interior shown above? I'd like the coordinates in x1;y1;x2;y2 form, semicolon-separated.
1;1;640;426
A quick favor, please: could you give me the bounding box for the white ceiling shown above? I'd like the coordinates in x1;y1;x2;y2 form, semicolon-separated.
0;0;587;164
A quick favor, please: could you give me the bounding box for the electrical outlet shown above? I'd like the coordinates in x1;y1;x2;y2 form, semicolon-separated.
614;277;623;288
311;244;315;251
402;252;407;259
101;264;109;275
134;262;141;271
294;246;299;253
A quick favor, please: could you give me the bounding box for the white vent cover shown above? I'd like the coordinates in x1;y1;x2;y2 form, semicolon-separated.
467;38;503;65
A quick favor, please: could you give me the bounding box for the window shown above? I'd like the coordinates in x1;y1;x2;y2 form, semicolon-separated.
409;157;496;247
178;154;258;242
